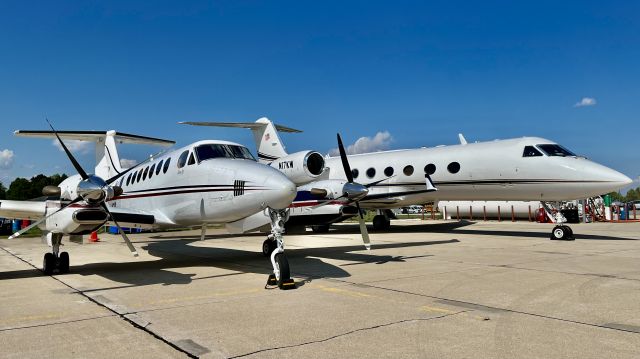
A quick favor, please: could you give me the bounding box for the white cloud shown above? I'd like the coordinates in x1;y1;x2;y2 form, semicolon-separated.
574;97;597;107
329;131;393;156
120;158;138;168
0;149;14;169
52;139;92;154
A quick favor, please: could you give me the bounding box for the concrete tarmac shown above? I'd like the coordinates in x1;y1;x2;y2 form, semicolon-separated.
1;220;639;358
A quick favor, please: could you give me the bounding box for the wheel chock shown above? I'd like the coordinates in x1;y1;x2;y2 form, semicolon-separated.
278;278;296;290
267;274;278;286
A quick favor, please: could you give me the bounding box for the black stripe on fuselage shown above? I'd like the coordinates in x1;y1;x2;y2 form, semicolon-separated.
369;179;615;187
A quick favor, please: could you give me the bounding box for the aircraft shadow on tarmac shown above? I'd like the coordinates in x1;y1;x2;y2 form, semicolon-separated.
0;235;459;289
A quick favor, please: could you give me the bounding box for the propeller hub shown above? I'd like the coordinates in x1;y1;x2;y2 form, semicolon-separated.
77;175;108;204
343;182;368;201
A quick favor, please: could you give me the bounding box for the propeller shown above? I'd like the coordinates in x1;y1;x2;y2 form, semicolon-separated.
14;120;151;255
336;133;371;250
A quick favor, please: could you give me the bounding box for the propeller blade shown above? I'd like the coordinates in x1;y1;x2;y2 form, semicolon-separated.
337;133;354;183
100;203;139;257
355;202;371;250
46;119;89;180
8;197;83;239
365;175;396;188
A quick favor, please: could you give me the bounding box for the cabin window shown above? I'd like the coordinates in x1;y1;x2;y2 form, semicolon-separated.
424;163;436;175
143;166;149;180
447;162;460;174
126;173;132;186
384;167;394;177
149;163;155;178
366;167;376;178
537;144;576;157
403;165;414;176
156;160;163;175
136;170;143;183
352;169;359;179
177;150;189;169
187;152;196;165
523;146;543;157
163;158;171;173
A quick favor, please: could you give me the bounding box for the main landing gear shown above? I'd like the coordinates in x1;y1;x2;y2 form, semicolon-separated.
263;208;296;290
372;210;391;231
42;233;70;275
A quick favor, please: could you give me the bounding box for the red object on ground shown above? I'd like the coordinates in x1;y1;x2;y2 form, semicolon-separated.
21;219;30;229
536;208;550;223
89;231;99;242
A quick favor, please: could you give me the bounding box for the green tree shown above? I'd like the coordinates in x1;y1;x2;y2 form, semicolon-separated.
7;178;31;200
0;182;6;199
6;174;69;200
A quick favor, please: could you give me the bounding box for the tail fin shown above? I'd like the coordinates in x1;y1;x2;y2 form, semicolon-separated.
179;117;302;163
14;130;174;179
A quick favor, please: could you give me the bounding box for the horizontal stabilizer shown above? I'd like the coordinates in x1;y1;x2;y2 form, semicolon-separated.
14;130;175;146
179;121;302;133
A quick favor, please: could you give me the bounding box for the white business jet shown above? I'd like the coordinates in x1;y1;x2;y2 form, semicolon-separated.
181;118;632;243
0;122;298;289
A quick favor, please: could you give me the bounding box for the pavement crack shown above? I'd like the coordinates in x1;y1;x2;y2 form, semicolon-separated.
228;311;467;359
0;245;199;359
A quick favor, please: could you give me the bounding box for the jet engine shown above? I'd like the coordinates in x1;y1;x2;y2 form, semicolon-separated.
269;151;325;186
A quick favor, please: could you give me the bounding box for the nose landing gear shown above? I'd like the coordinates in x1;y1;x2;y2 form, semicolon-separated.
550;225;575;241
264;208;296;290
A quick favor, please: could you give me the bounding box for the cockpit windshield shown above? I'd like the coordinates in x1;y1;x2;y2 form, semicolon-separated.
537;144;577;157
195;144;256;162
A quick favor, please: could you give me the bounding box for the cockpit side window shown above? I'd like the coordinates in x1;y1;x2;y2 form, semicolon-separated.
177;150;189;168
537;144;576;157
195;144;231;162
187;152;196;165
523;146;543;157
227;145;256;161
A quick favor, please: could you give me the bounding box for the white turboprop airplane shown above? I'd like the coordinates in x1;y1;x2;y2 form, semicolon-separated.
0;123;298;289
181;118;632;243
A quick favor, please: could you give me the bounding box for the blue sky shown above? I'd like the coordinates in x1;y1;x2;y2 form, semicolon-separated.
1;1;638;187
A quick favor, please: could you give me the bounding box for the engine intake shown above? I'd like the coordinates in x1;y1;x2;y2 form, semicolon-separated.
269;151;326;185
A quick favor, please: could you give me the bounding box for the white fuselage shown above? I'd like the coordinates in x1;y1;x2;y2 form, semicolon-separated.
100;140;296;227
318;137;630;209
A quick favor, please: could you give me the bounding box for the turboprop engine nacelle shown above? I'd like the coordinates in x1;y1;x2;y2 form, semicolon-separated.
57;175;120;203
269;151;326;186
44;202;109;235
300;179;369;201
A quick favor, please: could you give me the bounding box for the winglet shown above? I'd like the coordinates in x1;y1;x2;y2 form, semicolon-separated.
458;133;468;145
425;174;438;192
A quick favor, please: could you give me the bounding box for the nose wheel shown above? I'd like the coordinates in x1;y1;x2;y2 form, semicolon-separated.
550;225;575;241
264;208;296;290
42;233;70;275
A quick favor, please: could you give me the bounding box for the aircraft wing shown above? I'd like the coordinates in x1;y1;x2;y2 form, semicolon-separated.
0;200;46;220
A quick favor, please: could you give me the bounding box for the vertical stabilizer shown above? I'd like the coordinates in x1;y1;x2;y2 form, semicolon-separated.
95;131;123;179
253;117;288;163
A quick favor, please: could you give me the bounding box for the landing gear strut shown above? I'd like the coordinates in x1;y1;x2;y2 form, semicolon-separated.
42;233;70;275
265;208;295;290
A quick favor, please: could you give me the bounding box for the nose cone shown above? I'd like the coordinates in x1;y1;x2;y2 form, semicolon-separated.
262;172;297;210
581;160;632;193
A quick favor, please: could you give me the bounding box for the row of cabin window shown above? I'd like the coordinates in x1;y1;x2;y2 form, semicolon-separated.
351;162;460;180
124;157;172;187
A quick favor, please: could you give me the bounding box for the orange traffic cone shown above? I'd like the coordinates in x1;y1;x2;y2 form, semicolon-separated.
90;231;99;242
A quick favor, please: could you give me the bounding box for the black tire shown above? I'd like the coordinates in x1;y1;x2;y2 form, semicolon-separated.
311;225;330;233
562;225;575;240
275;253;290;285
262;239;276;257
551;225;566;240
58;252;70;273
372;215;385;230
43;253;55;275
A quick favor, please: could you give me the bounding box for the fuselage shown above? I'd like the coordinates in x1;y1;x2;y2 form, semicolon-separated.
320;137;631;209
100;140;297;227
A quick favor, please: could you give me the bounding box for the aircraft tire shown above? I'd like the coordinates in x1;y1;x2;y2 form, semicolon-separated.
562;225;575;241
59;252;70;273
550;225;567;240
372;215;386;230
275;253;290;286
262;239;276;257
43;253;55;275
